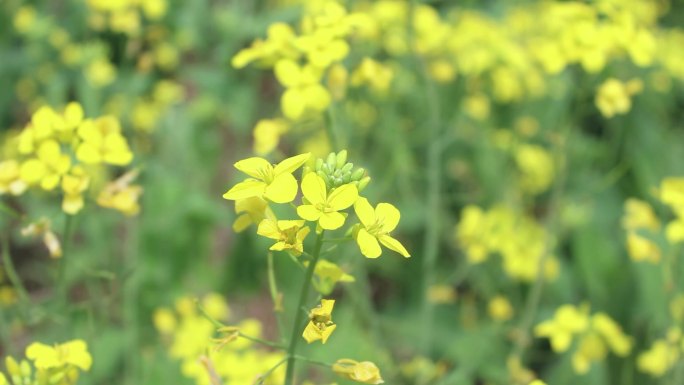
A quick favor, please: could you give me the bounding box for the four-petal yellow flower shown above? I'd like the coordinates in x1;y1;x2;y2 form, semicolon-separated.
26;339;92;371
297;173;358;230
223;153;310;203
353;197;410;258
303;299;337;344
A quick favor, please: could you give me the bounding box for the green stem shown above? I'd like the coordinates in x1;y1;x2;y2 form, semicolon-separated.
284;230;325;385
292;355;333;368
267;252;286;342
57;214;75;304
2;233;31;316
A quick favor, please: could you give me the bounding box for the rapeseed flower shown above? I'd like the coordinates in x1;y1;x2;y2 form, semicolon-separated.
96;170;143;216
297;173;358;230
311;259;355;294
76;116;133;166
233;197;273;232
353;197;409;258
223;153;310;203
19;140;71;190
0;160;27;195
26;339;92;371
332;359;384;384
257;219;310;255
61;166;90;215
303;299;336;344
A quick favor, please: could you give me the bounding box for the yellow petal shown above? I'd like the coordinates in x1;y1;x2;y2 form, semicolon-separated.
304;84;332;112
63;193;84;214
19;159;47;184
319;211;345;230
257;219;281;240
26;343;59;368
264;173;298;203
76;143;102;164
62;340;92;370
274;59;302;88
320;299;335;314
222;179;266;200
37;140;61;162
273;153;311;175
328;183;358;210
320;324;336;344
357;228;381;258
302;321;321;343
354;197;376;228
234;157;273;180
282;88;307;120
270;241;288;251
301;173;327;205
232;214;252;233
378;235;410;257
376;203;400;232
297;205;321;221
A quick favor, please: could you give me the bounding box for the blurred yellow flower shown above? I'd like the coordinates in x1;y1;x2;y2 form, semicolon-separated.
312;259;355;294
297;173;358;230
233;197;273;232
353;197;409;258
595;78;642;118
26;339;92;371
21;218;62;258
19;140;71;190
332;359;384;384
61;166;90;215
86;58;116;87
274;59;331;120
223;153;310;203
76;116;133;166
0;160;28;195
96;170;143;216
488;295;514;321
303;299;336;344
534;304;589;352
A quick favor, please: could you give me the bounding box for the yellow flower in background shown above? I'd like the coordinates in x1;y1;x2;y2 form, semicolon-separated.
625;232;661;263
253;119;290;156
0;160;28;195
637;339;680;377
332;359;384;384
488;295;514;321
622;199;660;231
659;177;684;210
13;6;36;34
274;59;331;120
350;58;393;93
514;144;554;195
297;173;358;230
61;166;90;215
303;299;336;344
427;284;457;304
534;304;589;352
76;116;133;166
257;219;310;255
21;218;62;258
96;170;143;216
311;259;355;295
353;197;409;258
19;140;71;190
233;197;273;232
595;78;643;118
86;58;116;87
222;153;310;203
26;339;92;371
327;63;349;101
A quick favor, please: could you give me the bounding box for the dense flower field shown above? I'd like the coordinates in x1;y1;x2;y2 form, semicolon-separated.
1;0;684;384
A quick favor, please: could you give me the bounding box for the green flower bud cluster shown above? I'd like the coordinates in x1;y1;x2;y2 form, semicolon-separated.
306;150;370;192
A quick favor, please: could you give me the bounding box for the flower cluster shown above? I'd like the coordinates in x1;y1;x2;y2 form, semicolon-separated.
154;293;285;385
456;205;558;282
0;103;142;217
534;304;632;374
0;339;92;385
622;177;684;263
221;149;407;383
637;327;684;377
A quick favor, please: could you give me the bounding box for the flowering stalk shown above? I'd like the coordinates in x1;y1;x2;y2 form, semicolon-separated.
284;230;325;385
2;232;31;318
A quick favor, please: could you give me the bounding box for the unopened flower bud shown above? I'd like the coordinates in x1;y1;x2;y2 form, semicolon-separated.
358;176;371;191
315;158;324;171
326;152;337;169
351;168;365;181
335;150;348;168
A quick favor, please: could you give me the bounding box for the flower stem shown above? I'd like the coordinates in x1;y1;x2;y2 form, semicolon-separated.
267;252;286;342
284;230;325;385
57;214;75;305
2;232;31;319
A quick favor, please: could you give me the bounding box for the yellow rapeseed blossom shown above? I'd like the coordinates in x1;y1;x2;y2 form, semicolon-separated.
76;116;133;165
595;78;643;118
514;144;554;195
233;197;274;232
86;58;116;87
0;160;28;195
353;197;409;258
297;173;358;230
637;338;680;377
19;140;71;190
223;153;310;203
311;259;355;295
26;340;92;371
253;119;290;156
274;60;331;120
61;166;90;215
488;295;514;321
303;299;337;344
96;170;143;216
257;219;310;255
332;359;384;384
534;304;590;352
